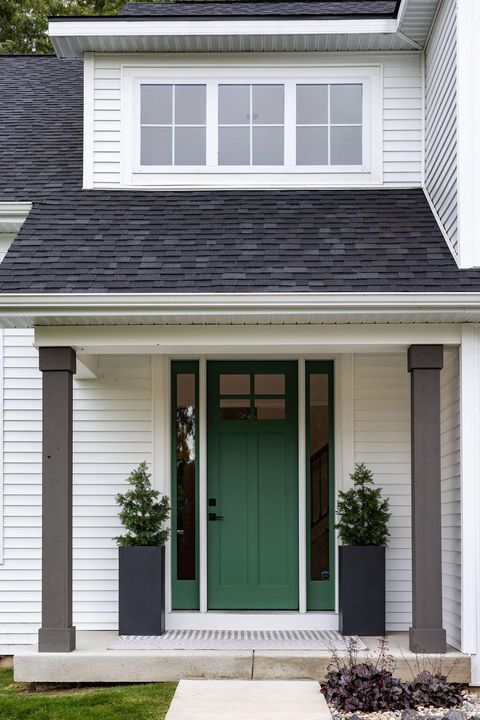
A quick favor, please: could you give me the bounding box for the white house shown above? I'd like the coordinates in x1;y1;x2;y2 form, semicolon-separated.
1;0;480;683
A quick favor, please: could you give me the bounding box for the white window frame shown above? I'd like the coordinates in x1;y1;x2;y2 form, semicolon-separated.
122;64;382;188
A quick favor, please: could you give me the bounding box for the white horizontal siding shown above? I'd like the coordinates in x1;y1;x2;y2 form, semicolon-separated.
440;348;461;649
353;353;412;630
92;53;422;187
425;0;458;256
0;330;152;644
93;64;122;187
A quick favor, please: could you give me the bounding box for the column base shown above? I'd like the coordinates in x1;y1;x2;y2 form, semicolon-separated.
38;626;76;652
409;626;447;653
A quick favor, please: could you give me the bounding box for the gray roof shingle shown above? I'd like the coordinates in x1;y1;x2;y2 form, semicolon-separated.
1;188;480;293
119;1;398;18
0;56;83;203
2;53;480;295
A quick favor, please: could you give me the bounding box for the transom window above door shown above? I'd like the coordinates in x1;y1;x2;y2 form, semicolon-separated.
135;77;371;171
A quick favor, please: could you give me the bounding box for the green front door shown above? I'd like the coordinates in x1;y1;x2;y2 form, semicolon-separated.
207;361;298;610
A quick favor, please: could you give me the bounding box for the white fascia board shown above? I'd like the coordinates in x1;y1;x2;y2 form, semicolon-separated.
49;17;397;39
1;292;480;317
0;203;31;233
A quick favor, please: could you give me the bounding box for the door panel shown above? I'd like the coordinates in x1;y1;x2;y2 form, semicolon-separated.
207;361;298;610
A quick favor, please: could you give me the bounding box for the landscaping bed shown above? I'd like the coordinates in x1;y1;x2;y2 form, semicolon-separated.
322;639;479;720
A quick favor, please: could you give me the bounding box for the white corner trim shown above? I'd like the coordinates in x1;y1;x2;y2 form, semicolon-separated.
422;188;461;267
199;358;208;614
83;53;95;190
151;355;171;612
457;0;480;270
459;325;480;657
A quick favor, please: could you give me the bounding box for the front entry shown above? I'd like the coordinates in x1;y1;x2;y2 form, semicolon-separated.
207;361;298;610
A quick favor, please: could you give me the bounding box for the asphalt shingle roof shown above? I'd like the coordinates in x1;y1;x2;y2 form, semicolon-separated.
0;56;83;203
119;1;398;18
1;188;480;293
2;53;480;294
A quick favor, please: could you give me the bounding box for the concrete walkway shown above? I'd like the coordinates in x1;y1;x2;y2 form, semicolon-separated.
165;679;332;720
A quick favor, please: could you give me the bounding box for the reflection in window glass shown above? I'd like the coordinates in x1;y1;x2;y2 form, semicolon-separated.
140;84;206;167
218;84;284;166
254;374;285;395
296;126;328;166
220;398;250;420
309;373;330;581
296;83;362;166
176;373;196;580
219;374;250;395
255;398;285;420
330;84;362;124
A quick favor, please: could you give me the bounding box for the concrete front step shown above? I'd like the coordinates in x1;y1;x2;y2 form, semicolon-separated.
13;632;472;684
165;680;331;720
14;649;471;684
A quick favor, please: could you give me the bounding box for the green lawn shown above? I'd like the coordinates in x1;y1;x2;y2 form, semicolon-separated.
0;668;176;720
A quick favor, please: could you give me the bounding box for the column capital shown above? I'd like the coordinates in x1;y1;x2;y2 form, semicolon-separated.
408;345;443;372
39;347;76;374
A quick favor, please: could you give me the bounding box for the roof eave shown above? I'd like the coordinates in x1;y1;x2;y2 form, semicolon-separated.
48;17;399;57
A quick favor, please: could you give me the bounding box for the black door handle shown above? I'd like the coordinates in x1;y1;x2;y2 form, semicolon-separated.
208;513;225;521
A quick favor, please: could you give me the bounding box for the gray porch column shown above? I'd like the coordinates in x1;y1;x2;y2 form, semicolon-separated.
408;345;446;653
38;347;76;652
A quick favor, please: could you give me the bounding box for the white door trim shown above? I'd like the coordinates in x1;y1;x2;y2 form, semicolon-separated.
298;358;307;614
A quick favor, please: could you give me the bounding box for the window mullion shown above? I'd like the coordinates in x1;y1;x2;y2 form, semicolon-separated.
206;82;218;167
285;80;295;167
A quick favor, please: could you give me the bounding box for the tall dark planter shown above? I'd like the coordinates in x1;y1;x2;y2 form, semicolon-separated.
339;545;385;636
119;545;165;636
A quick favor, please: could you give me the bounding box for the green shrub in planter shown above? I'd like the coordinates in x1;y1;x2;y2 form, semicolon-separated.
115;462;170;636
336;463;391;635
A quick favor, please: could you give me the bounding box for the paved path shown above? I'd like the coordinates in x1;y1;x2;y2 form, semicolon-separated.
165;679;332;719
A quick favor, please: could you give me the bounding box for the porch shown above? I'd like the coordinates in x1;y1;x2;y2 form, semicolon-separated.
12;631;471;683
2;314;479;683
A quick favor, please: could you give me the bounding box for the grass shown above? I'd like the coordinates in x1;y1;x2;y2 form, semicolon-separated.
0;668;176;720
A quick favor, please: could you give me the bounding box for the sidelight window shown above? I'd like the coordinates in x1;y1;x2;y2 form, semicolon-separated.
172;361;199;609
306;361;335;610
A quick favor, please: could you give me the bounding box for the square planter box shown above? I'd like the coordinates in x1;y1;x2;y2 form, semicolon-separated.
339;545;385;636
119;545;165;636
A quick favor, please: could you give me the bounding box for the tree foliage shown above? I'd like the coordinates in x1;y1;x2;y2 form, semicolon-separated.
115;462;170;547
0;1;159;54
336;462;391;546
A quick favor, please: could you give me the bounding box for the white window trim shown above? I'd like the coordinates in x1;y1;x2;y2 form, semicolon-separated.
122;64;382;189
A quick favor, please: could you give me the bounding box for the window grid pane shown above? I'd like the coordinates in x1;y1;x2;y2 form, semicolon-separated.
296;83;362;167
218;84;284;166
140;84;206;167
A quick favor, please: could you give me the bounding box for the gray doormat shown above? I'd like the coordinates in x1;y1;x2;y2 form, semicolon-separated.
109;629;366;651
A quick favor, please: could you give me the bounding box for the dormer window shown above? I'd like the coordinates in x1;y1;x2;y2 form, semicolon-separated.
218;84;285;166
140;84;207;166
123;65;381;187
